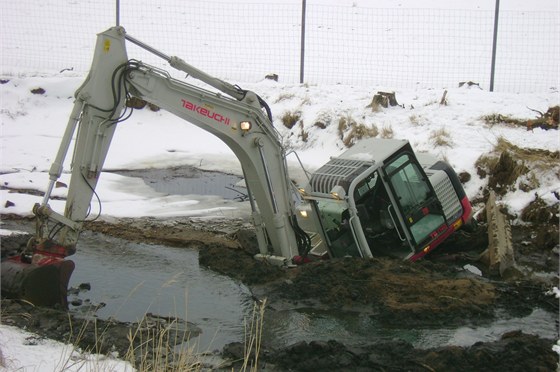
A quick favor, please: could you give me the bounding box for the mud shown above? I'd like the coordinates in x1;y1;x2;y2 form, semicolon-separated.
252;331;557;371
1;214;559;371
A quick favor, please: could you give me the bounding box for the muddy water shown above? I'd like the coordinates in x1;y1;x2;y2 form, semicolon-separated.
68;230;253;351
261;304;557;350
66;228;557;353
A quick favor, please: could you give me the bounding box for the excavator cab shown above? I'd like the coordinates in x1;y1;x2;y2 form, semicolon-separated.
300;138;472;260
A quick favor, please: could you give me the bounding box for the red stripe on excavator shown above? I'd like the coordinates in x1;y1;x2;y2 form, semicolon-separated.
460;195;473;223
409;223;457;261
410;196;472;261
35;242;69;259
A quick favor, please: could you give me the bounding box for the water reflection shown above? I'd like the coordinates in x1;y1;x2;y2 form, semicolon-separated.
261;306;558;350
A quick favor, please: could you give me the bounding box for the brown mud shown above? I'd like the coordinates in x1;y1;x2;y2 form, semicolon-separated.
1;214;559;371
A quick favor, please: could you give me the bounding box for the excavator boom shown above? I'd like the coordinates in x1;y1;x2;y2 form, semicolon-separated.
34;26;306;262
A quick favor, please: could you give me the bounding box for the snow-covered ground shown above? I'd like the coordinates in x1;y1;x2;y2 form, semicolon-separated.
0;324;133;372
1;1;559;371
1;75;558;220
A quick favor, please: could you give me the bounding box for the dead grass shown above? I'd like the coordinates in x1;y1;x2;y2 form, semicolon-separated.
521;196;558;224
299;122;309;142
120;299;268;372
338;115;378;147
409;115;420;126
300;96;311;106
367;100;382;112
281;111;301;129
475;136;560;195
494;137;560;165
58;311;130;371
337;115;351;139
240;299;267;372
429;127;452;147
125;314;200;372
481;107;559;130
380;124;394;139
314;110;332;129
481;113;525;126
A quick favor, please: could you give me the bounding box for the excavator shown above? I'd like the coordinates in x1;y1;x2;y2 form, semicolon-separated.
1;27;473;308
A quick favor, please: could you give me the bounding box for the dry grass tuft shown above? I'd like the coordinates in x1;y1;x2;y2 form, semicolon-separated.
281;111;301;129
337;116;351;139
367;100;382;112
240;299;267;372
429;127;452;147
299;122;309;142
475;136;560;196
118;299;268;372
409;115;420;126
338;115;378;147
380;125;394;139
494;137;559;165
481;113;525;126
125;314;201;371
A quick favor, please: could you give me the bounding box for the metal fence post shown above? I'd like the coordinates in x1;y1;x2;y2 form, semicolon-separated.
489;0;500;92
116;0;120;26
300;0;307;84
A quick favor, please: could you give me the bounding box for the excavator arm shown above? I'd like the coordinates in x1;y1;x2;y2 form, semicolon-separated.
5;27;310;307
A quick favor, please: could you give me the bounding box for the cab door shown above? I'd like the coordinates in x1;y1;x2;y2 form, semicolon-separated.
383;151;447;251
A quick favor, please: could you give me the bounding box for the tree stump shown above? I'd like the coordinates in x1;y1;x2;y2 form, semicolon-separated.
265;73;279;82
367;91;399;109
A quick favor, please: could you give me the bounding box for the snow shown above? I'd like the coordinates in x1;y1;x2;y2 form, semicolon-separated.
463;264;483;276
2;78;557;221
0;326;134;371
1;0;559;370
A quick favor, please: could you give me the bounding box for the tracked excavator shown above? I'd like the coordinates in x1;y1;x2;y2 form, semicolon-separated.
1;27;473;308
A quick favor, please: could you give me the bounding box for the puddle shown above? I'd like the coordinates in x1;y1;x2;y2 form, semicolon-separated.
68;230;253;351
111;167;245;200
440;308;557;347
261;306;558;350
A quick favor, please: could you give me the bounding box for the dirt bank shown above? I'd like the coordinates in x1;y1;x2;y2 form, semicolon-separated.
1;214;558;371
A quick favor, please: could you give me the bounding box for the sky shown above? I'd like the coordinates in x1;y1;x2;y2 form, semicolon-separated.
1;1;559;371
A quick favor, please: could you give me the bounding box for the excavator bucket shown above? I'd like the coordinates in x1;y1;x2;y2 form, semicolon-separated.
1;256;74;308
